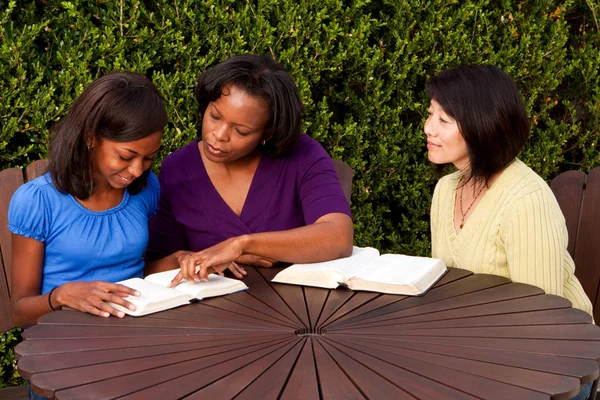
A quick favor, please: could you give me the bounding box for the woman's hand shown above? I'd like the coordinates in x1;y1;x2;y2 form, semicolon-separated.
235;254;276;268
170;237;249;286
54;281;140;318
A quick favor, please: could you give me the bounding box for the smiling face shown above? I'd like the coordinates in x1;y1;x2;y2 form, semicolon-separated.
201;84;270;164
90;130;162;191
424;99;470;171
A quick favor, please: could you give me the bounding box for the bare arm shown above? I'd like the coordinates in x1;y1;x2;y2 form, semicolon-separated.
11;234;141;327
144;252;185;276
10;235;48;327
174;212;353;283
241;213;353;262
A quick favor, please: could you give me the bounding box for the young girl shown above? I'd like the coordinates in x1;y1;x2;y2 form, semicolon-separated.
9;72;167;328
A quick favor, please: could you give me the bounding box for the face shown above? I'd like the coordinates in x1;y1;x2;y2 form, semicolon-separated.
90;130;162;191
424;99;470;171
201;84;270;163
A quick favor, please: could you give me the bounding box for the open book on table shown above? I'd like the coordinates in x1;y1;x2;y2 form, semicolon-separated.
109;269;248;316
272;246;447;296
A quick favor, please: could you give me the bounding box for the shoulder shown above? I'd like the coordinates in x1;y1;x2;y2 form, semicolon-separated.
161;141;198;169
293;134;329;157
144;171;159;192
283;134;332;169
158;141;200;184
136;171;159;198
499;159;555;202
8;173;60;241
498;159;562;220
10;173;59;205
264;134;333;177
129;171;159;217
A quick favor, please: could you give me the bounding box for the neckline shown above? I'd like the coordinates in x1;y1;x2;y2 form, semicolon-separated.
195;140;265;219
69;190;130;216
449;159;518;237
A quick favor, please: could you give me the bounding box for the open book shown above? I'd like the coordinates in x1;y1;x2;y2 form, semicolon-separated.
272;247;447;296
109;269;248;316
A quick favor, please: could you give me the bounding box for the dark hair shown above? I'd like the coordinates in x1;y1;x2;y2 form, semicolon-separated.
426;64;529;186
195;54;304;157
49;72;167;199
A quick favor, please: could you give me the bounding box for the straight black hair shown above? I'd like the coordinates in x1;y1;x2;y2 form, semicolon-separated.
426;64;530;186
195;54;304;157
49;72;167;199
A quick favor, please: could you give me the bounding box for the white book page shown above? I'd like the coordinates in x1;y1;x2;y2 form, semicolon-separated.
278;246;379;277
117;277;192;304
109;277;192;316
352;254;444;285
144;269;248;299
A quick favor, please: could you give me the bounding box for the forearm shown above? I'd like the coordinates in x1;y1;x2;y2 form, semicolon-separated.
12;291;57;328
144;251;188;276
240;214;353;263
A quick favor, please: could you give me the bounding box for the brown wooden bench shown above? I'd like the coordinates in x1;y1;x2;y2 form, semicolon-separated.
551;167;600;326
0;160;49;334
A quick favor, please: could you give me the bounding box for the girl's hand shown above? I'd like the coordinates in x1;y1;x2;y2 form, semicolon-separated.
54;281;140;318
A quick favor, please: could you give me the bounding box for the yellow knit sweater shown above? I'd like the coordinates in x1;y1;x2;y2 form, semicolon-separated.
431;159;593;316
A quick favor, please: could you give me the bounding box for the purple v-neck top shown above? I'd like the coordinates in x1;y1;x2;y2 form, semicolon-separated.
146;134;351;259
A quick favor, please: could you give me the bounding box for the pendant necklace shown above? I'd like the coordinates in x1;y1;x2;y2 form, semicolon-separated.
459;183;485;229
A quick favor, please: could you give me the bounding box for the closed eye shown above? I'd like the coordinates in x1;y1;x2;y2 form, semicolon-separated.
210;112;221;120
119;155;132;161
235;127;250;136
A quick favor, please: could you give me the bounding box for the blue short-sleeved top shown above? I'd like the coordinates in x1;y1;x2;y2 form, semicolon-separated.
8;172;159;294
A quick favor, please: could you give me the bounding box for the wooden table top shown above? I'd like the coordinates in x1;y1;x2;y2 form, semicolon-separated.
16;267;600;400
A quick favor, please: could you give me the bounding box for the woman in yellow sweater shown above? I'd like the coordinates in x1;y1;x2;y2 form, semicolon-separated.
426;64;592;318
426;64;594;400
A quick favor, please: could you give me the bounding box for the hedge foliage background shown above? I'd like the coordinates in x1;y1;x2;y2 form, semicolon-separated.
1;0;599;387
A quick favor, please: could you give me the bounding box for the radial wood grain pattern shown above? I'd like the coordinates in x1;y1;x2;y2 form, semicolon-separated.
16;267;600;400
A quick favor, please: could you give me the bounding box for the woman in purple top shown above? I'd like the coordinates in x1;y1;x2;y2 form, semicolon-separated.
146;55;353;283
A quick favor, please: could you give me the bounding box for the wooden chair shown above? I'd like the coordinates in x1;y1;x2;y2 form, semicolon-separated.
551;167;600;325
332;159;353;204
0;160;47;400
0;160;49;333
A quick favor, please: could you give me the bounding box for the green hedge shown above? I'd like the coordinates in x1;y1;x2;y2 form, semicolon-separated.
0;328;21;387
1;0;599;387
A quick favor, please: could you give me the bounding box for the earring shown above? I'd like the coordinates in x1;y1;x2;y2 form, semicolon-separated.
261;140;266;146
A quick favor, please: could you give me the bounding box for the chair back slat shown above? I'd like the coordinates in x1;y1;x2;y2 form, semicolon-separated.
571;168;600;323
332;159;353;204
25;159;49;181
0;256;12;333
552;167;600;325
0;168;25;332
550;170;586;257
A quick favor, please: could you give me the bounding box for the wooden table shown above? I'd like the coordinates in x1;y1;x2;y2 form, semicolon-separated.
16;267;600;400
